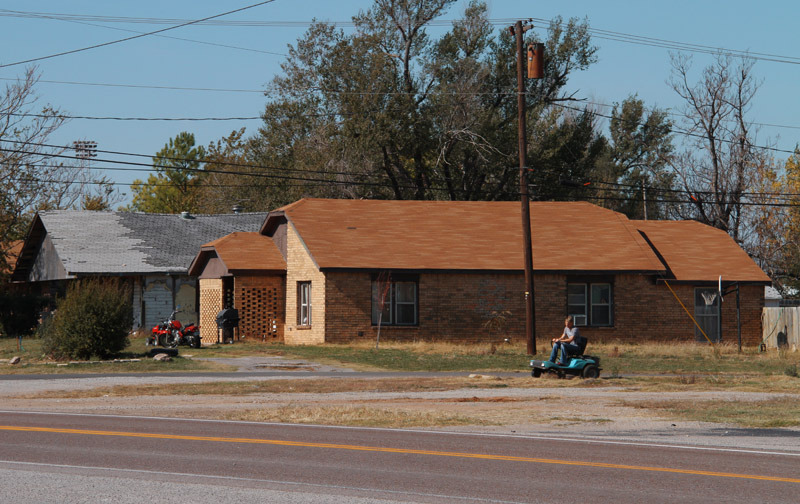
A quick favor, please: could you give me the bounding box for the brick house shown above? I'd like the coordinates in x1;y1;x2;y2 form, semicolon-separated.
188;232;286;345
197;198;770;346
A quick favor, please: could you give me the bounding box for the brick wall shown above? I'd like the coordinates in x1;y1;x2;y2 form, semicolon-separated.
585;276;764;345
283;223;326;345
325;271;527;343
234;275;285;342
321;271;765;345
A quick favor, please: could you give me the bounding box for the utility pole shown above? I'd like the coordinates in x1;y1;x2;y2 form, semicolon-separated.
511;21;543;355
642;178;648;220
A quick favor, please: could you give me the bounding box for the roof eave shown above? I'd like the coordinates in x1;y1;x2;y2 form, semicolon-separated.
260;211;285;236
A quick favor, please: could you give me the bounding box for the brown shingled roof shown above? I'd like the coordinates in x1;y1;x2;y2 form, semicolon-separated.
195;232;285;273
635;220;770;283
6;240;23;269
275;199;665;272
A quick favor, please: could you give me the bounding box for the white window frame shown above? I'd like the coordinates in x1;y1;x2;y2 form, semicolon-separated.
568;281;613;327
298;282;311;326
371;278;418;326
567;283;588;326
393;281;417;326
590;283;612;326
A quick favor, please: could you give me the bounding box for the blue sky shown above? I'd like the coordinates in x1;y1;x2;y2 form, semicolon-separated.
1;1;798;207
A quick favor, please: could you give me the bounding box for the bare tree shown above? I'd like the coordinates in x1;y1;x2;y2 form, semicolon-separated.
373;270;392;349
668;53;763;242
1;67;118;277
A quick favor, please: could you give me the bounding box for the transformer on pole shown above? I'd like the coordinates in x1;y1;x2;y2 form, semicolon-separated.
511;21;544;355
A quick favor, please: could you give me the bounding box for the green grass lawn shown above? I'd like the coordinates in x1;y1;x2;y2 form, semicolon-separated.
233;340;800;377
2;335;799;378
0;336;234;374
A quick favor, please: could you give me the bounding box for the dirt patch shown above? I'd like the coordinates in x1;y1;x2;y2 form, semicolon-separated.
448;396;523;403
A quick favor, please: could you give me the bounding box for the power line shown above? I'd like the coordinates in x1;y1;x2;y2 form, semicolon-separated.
4;9;799;65
14;168;800;209
6;140;800;208
527;17;800;65
8;112;263;122
0;77;264;93
0;9;286;58
5;76;800;133
584;100;800;132
554;102;798;155
0;138;384;179
0;1;278;69
0;144;424;189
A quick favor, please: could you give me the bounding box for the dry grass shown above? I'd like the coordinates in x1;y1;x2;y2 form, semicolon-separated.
605;374;800;393
220;405;492;428
16;370;800;401
621;397;800;428
14;376;540;400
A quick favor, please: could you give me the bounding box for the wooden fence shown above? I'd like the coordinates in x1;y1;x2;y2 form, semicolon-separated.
762;307;800;349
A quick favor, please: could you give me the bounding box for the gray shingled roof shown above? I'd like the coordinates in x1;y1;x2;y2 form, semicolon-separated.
36;210;268;275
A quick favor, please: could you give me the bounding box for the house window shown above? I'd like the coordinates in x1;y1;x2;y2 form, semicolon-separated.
694;288;720;342
371;278;418;326
567;282;613;326
297;282;311;326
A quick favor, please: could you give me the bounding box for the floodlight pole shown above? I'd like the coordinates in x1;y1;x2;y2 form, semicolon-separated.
512;20;536;355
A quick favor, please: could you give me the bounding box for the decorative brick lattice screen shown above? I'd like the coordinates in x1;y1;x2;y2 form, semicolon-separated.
199;278;223;344
235;276;285;342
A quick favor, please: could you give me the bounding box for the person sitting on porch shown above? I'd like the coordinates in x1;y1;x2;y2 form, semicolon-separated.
549;316;584;365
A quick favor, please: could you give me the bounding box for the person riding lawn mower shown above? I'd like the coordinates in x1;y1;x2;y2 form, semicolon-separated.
529;316;601;379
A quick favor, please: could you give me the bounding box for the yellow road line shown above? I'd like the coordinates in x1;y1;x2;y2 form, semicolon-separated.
2;425;798;484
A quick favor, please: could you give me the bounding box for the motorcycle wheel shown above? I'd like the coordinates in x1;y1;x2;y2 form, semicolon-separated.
191;335;202;349
163;332;179;348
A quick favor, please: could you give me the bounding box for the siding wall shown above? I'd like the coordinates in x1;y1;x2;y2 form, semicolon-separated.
131;276;143;329
142;276;172;329
140;275;197;330
28;234;67;281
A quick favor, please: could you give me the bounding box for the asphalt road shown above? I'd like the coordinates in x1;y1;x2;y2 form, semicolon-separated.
0;411;798;503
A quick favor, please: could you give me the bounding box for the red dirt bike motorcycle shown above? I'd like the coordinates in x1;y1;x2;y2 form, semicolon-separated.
147;308;201;349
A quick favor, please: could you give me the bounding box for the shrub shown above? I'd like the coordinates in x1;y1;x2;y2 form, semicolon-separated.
0;291;47;338
40;279;132;360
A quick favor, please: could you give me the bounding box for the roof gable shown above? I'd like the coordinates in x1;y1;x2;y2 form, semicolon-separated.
635;220;770;283
279;199;665;272
190;232;285;275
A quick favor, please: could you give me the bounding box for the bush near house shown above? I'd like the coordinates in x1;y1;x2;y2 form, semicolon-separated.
40;279;132;360
0;291;47;339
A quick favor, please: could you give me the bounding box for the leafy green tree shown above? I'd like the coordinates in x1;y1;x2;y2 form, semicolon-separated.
127;132;206;213
245;0;600;206
194;128;267;213
593;96;674;219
